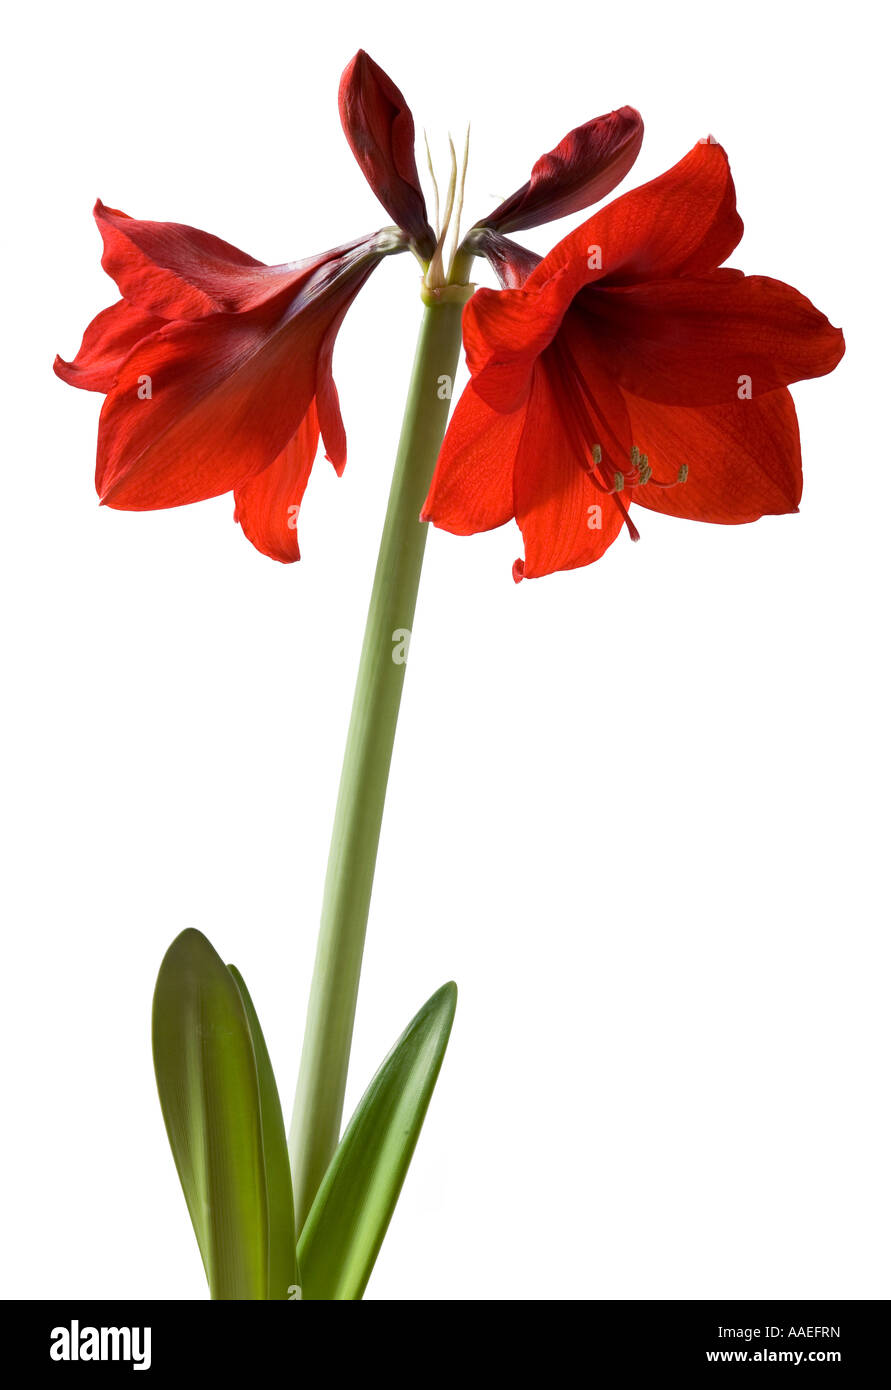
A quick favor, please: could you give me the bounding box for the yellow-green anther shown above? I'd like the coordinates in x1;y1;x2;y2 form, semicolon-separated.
630;445;641;467
614;472;625;492
592;444;602;465
677;464;689;483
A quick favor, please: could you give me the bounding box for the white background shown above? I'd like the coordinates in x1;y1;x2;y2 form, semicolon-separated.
3;0;887;1301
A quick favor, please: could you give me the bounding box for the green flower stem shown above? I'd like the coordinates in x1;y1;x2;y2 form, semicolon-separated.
289;276;472;1234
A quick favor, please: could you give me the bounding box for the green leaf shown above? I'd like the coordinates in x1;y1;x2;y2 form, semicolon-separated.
297;981;457;1300
228;966;297;1301
152;928;269;1300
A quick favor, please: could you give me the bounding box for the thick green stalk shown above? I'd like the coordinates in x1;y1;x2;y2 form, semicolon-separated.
289;282;471;1233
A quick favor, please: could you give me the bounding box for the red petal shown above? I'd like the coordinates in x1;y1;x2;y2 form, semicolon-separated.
470;229;543;288
525;139;743;301
462;270;578;413
482;106;644;235
54;299;165;392
464;143;745;416
314;320;347;475
94;200;316;320
581;273;845;405
97;305;324;509
339;51;434;255
97;244;380;510
234;402;320;562
624;388;803;523
422;384;526;534
513;362;627;579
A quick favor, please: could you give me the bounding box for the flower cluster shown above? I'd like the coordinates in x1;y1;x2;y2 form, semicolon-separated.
56;53;843;576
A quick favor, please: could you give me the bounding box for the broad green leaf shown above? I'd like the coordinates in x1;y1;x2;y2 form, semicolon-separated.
297;981;457;1300
228;966;297;1301
152;929;268;1300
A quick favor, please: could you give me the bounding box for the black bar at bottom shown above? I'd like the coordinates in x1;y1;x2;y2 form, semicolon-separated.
3;1298;886;1374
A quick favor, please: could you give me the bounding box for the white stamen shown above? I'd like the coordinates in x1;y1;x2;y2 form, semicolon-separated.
446;124;471;280
424;135;458;291
424;131;441;237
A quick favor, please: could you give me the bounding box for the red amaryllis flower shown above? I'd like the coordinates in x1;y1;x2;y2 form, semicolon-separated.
55;201;403;561
423;140;845;580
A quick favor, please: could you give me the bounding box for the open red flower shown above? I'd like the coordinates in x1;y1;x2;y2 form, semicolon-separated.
55;202;403;561
423;139;845;580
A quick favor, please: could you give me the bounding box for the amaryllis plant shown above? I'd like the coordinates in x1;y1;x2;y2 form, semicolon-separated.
55;50;843;1300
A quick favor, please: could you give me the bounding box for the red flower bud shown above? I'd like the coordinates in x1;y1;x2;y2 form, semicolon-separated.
479;106;644;236
339;51;435;257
